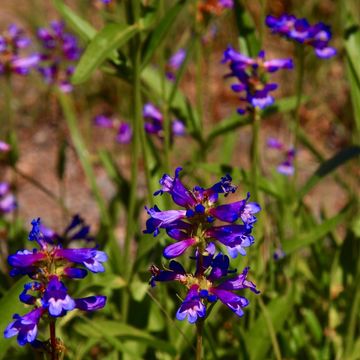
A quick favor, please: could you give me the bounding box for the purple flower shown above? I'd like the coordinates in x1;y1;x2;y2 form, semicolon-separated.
163;238;197;259
143;103;186;139
267;138;296;176
150;252;259;323
116;122;132;144
55;248;107;273
74;295;107;311
223;47;293;114
205;225;254;258
42;276;75;316
4;308;44;346
93;114;132;144
176;285;206;323
4;217;108;347
219;0;233;8
145;168;260;259
94;114;114;128
0;182;17;214
149;261;187;287
166;49;186;81
266;14;336;59
0;24;38;76
36;21;81;92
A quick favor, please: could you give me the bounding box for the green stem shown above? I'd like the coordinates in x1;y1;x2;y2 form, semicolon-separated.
122;0;147;321
49;320;58;360
158;0;171;173
345;254;360;358
258;297;282;360
196;320;204;360
195;34;203;133
293;45;305;188
251;108;261;201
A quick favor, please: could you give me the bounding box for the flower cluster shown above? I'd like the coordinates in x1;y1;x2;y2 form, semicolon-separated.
222;47;293;114
0;24;39;76
4;217;107;347
166;49;186;81
151;252;259;323
266;14;336;59
94;114;132;144
143;103;186;139
267;137;296;176
0;182;17;214
145;168;260;323
36;21;81;92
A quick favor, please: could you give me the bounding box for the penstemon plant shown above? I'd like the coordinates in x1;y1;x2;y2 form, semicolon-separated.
4;217;107;359
146;167;260;359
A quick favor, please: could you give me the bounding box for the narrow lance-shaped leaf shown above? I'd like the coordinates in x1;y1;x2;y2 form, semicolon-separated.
52;0;96;41
72;23;139;85
246;292;294;360
298;146;360;199
282;205;350;254
141;0;185;70
233;0;260;57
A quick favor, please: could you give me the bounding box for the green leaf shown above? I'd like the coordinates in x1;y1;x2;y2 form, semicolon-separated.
52;0;96;41
206;113;251;144
72;23;139;84
343;9;360;140
282;206;350;254
298;146;360;199
247;292;294;360
301;309;323;344
141;1;185;70
58;92;110;226
233;0;260;57
0;278;29;359
75;318;176;356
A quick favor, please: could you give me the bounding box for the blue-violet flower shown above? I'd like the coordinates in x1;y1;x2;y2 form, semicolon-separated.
266;14;336;59
4;217;107;346
222;47;293;114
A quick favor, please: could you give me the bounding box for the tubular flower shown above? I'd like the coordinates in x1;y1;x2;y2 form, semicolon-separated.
94;114;132;144
266;14;336;59
0;182;17;214
4;217;107;347
150;252;259;323
36;21;81;92
166;48;186;81
222;47;293;114
267;137;296;176
144;167;260;259
0;24;39;76
143;103;186;139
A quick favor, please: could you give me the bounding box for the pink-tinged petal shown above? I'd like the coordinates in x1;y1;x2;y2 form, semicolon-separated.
163;238;196;259
8;250;46;268
0;141;10;152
